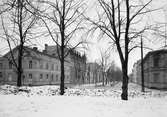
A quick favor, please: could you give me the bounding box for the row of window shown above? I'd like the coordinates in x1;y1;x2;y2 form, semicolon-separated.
39;62;60;71
23;73;70;81
6;73;70;82
8;61;69;71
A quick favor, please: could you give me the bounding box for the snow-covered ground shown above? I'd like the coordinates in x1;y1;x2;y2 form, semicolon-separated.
0;82;167;117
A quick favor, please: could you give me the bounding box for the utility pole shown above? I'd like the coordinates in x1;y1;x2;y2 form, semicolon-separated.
141;35;145;92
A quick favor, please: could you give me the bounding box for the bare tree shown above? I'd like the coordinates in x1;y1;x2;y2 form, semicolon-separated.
86;0;153;100
0;0;39;87
99;49;110;86
36;0;87;95
152;23;167;48
107;61;122;84
152;6;167;48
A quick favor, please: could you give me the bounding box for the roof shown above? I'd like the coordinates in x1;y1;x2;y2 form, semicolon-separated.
46;45;86;60
144;49;167;62
133;49;167;67
25;46;59;59
3;45;59;60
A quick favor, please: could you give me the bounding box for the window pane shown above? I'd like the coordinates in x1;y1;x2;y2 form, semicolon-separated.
29;74;32;79
0;72;2;77
153;73;160;82
0;63;2;69
40;63;43;69
51;64;54;70
9;61;12;69
153;55;160;67
40;74;43;79
29;61;32;69
51;74;53;81
46;63;49;69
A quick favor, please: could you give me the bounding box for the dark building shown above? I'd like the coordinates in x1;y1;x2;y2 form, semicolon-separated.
132;49;167;89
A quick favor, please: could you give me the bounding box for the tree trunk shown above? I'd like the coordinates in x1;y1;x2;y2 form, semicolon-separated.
17;0;23;87
17;46;23;87
60;15;65;95
105;75;108;85
17;70;22;87
60;28;65;94
60;53;65;95
141;36;145;92
121;65;129;100
116;41;129;100
102;72;105;86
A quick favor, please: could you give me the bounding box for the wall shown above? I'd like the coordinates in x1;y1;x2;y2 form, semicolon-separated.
0;47;71;86
132;50;167;89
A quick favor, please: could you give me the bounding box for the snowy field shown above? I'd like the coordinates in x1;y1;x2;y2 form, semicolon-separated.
0;82;167;117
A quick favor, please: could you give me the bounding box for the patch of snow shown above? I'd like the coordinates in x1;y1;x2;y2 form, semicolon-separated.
0;82;167;117
0;94;167;117
0;82;167;98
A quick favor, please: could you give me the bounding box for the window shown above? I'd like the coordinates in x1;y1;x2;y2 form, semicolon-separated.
9;61;12;69
40;63;43;69
87;72;89;76
23;75;25;79
29;74;32;79
67;75;69;80
153;55;160;67
8;74;12;81
165;73;167;83
0;63;2;69
0;72;2;77
56;65;59;71
40;74;43;79
56;74;58;81
78;74;80;79
46;63;49;69
29;61;32;69
51;64;54;70
66;67;69;72
46;74;49;79
153;73;160;83
51;74;54;81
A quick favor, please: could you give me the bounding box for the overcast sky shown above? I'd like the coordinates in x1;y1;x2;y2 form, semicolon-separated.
0;0;167;73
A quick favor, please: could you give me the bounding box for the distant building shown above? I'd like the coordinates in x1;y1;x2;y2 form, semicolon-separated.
131;60;141;83
132;49;167;89
0;45;86;86
85;62;102;84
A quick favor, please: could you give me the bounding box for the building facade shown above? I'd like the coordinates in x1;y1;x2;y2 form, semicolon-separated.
0;46;71;86
44;44;87;85
85;62;103;84
132;49;167;89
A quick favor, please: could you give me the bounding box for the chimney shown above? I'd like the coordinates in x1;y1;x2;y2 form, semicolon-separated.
44;44;48;54
45;44;48;50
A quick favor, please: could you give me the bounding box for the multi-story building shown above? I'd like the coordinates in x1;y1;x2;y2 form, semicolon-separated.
0;46;71;86
44;44;87;84
132;49;167;89
0;43;87;86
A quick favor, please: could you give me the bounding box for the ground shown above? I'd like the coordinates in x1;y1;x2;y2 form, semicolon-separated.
0;82;167;117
